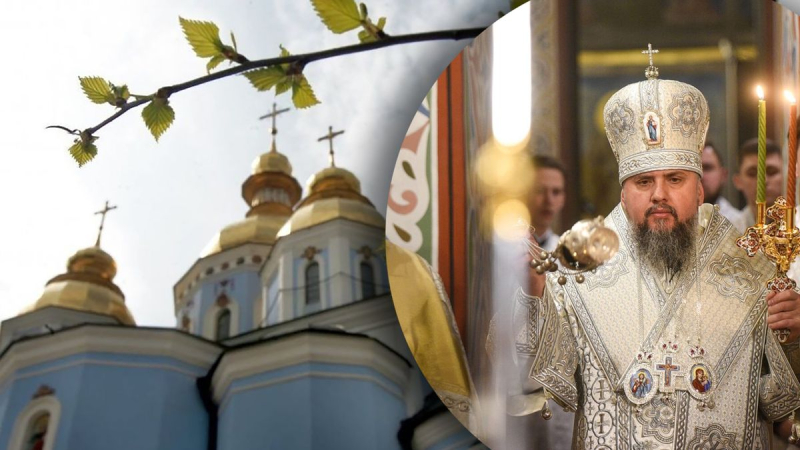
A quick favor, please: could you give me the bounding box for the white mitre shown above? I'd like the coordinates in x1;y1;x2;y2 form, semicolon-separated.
603;46;711;184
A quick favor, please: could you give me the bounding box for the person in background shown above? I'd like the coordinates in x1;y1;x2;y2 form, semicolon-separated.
525;153;573;450
528;154;566;252
701;140;742;224
731;138;783;232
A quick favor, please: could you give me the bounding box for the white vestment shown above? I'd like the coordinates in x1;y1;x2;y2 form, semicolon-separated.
513;204;800;449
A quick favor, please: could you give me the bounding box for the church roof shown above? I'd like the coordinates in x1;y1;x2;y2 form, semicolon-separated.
278;165;383;236
22;246;135;325
200;214;288;257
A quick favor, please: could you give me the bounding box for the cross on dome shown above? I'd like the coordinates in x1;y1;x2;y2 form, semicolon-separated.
94;200;118;247
259;102;290;152
317;125;345;167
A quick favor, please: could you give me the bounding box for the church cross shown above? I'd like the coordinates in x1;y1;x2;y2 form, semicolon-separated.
258;102;290;151
94;200;118;247
317;125;344;167
656;356;680;388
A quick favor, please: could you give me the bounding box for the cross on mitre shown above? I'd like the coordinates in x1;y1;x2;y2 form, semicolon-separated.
317;125;345;167
642;43;660;80
94;200;118;247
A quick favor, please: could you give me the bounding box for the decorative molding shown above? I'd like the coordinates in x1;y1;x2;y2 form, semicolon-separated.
211;331;410;404
302;246;321;261
32;384;55;399
224;296;399;347
0;326;221;388
219;370;404;414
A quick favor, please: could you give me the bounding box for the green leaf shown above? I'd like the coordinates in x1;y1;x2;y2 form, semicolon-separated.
179;17;224;58
79;76;115;105
359;3;368;19
358;29;374;43
68;138;98;167
376;16;386;30
206;54;226;74
275;78;292;95
310;0;362;33
110;84;130;107
230;31;238;52
291;76;320;109
142;98;175;142
244;67;287;91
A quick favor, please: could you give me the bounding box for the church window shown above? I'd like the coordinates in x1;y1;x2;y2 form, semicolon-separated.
236;257;245;265
360;262;375;299
252;255;263;264
221;262;229;270
216;308;231;340
205;267;214;276
23;412;49;450
305;262;320;305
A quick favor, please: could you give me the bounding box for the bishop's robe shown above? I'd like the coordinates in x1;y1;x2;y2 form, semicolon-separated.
511;204;800;449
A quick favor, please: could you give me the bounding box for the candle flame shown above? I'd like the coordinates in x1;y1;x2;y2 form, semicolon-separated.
757;85;765;100
785;90;797;104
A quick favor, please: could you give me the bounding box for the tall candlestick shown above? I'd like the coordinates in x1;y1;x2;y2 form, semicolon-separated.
787;91;798;209
757;86;766;206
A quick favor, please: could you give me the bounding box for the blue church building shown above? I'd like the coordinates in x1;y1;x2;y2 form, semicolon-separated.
0;120;481;450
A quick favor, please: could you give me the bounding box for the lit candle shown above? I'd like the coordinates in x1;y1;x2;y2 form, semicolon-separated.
786;91;798;209
757;86;766;206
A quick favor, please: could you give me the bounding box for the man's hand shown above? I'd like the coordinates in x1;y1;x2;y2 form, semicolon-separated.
767;289;800;343
529;267;546;298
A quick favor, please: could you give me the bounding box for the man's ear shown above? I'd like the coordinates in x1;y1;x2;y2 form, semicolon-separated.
620;187;626;209
697;176;705;206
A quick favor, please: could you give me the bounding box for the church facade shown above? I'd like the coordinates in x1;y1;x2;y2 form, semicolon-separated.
0;122;479;450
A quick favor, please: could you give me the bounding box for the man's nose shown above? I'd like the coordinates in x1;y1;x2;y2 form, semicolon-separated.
651;179;667;202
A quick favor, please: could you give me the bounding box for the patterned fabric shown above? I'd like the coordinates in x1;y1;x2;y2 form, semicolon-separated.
513;204;800;449
603;77;710;184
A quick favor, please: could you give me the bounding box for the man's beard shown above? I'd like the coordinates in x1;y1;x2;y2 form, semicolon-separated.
633;204;697;275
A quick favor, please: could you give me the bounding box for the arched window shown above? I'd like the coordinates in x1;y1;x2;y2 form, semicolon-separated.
24;413;49;450
360;262;375;299
305;262;320;305
216;308;231;340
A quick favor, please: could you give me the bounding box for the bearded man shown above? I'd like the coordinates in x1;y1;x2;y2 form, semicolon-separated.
510;54;800;448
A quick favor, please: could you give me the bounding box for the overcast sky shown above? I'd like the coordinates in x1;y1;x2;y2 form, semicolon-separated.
0;0;510;326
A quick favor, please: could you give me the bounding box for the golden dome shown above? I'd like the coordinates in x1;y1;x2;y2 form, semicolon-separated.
23;247;135;325
201;214;290;257
277;197;384;237
306;166;361;194
252;148;292;176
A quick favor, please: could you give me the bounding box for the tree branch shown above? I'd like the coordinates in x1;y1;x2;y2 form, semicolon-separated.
64;27;485;137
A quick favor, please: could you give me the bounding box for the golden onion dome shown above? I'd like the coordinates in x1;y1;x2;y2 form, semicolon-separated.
23;247;135;325
277;197;384;237
306;166;361;194
201;214;290;257
252;147;292;176
278;165;383;237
